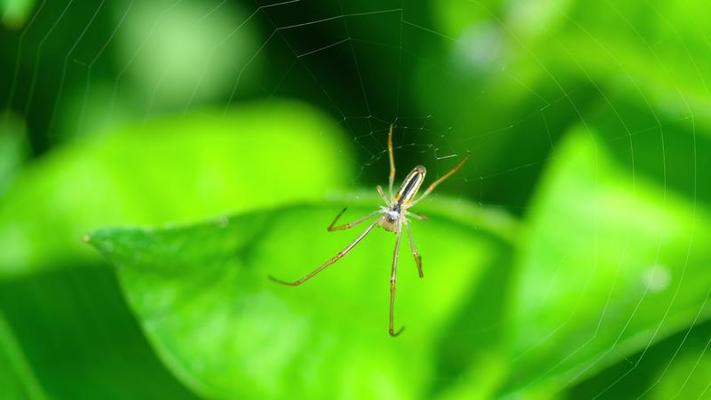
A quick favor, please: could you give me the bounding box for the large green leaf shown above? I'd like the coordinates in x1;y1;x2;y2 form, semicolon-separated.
504;129;711;395
89;196;516;399
0;311;46;400
0;100;353;278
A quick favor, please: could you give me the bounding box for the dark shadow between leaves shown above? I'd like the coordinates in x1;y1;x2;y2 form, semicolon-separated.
0;264;199;400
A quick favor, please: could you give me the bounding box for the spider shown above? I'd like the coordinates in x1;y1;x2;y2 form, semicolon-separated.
269;124;470;337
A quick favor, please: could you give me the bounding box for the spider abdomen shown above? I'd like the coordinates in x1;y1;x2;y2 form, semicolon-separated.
394;166;426;205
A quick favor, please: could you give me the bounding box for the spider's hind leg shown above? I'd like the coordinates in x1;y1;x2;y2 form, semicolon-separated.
405;222;423;278
389;228;405;336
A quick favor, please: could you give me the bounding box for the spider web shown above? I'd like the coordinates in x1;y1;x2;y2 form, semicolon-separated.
1;0;710;399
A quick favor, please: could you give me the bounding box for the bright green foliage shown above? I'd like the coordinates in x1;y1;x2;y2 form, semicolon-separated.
2;1;710;397
506;129;711;394
89;199;515;400
0;101;353;278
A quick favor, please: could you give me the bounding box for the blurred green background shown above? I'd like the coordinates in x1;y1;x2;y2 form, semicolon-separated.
1;0;710;399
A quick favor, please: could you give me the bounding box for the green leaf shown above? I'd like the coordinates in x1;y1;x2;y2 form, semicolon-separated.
0;267;198;399
504;128;711;394
568;318;711;399
0;112;29;195
648;320;711;400
0;311;47;400
89;197;516;400
0;100;353;278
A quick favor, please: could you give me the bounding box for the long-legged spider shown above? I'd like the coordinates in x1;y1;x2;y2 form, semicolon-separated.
269;124;470;337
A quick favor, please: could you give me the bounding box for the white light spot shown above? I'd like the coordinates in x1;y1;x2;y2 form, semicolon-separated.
454;23;505;72
642;265;671;293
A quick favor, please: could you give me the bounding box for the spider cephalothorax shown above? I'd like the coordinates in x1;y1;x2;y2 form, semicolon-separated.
379;166;424;232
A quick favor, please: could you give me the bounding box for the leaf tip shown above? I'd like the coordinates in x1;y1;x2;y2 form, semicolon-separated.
81;228;115;253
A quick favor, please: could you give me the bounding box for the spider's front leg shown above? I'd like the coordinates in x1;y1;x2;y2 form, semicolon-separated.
269;222;378;286
387;123;396;197
327;208;380;232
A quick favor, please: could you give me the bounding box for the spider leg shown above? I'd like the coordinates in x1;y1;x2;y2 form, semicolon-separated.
405;222;423;278
387;123;396;198
269;222;378;286
407;211;428;221
327;208;380;232
376;185;389;204
412;152;471;205
389;228;405;337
